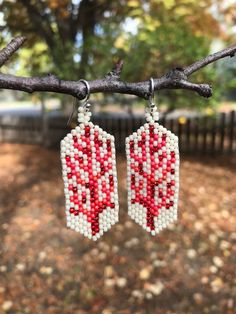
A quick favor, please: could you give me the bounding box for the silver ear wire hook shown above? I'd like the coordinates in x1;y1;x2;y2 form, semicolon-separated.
67;97;79;127
79;79;90;106
149;77;155;103
67;79;91;126
149;77;155;114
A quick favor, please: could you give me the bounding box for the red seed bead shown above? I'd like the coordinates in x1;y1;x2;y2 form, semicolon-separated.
66;161;71;167
149;125;154;132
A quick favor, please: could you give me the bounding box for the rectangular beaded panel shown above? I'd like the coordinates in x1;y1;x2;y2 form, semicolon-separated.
61;122;119;241
126;122;179;235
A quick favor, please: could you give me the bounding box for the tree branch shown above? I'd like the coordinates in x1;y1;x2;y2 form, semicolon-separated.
0;37;235;100
184;44;236;76
19;0;55;52
0;36;26;67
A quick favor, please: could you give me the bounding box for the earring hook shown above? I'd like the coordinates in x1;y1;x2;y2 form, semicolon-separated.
67;79;91;126
149;77;155;104
79;79;90;105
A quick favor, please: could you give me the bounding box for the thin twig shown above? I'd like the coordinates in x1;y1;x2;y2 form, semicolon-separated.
184;45;236;76
0;36;26;67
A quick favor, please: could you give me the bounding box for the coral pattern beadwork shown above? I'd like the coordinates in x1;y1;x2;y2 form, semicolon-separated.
60;105;119;241
126;122;179;235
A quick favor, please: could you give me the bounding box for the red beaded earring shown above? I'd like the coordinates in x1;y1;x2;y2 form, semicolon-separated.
60;80;119;241
126;78;179;236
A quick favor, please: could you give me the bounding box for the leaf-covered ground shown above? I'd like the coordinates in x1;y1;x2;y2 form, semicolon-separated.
0;144;235;314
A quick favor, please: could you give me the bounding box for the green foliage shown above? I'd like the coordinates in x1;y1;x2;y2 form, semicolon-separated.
15;42;53;76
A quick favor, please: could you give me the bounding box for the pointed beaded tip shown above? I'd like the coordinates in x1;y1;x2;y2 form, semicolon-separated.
126;122;179;235
60;105;119;240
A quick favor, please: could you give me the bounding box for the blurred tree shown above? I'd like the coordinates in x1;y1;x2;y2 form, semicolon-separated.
0;0;114;78
0;0;233;109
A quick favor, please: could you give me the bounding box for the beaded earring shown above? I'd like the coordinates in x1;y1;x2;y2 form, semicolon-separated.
126;78;179;235
60;80;119;241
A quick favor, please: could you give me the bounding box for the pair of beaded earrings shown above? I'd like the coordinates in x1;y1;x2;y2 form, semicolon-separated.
60;79;179;241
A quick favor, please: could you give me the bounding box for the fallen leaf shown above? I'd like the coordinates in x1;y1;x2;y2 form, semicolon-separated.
139;267;151;280
213;256;224;268
2;301;13;312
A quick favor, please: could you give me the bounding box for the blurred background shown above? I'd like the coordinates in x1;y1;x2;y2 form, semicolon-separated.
0;1;235;313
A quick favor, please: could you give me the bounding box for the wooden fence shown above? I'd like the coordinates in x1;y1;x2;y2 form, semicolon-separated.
0;111;235;155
